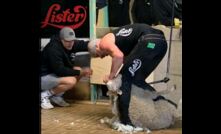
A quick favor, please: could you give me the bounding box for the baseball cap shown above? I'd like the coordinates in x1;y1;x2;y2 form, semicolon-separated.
59;27;76;41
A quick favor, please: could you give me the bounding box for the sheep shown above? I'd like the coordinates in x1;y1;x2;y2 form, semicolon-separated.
129;84;180;129
106;74;122;116
101;74;181;131
102;74;144;133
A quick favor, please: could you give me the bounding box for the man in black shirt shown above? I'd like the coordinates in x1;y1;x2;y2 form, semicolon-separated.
88;24;168;126
41;27;92;109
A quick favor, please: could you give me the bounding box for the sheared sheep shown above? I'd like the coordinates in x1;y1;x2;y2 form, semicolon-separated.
102;74;181;131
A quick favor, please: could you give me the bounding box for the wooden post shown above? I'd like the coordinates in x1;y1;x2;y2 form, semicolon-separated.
89;0;97;103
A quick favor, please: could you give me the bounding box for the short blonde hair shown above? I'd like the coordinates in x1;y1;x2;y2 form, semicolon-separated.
88;39;100;57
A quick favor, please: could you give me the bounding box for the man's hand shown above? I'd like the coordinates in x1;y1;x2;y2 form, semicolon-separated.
103;74;110;83
81;67;93;77
73;66;82;71
73;66;93;78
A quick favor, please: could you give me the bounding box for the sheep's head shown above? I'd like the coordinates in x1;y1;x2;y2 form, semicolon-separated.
106;74;122;95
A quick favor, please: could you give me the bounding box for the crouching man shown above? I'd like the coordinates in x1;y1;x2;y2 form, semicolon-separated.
41;27;93;109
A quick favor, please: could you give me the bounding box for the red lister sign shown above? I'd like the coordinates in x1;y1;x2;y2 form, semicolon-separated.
41;0;89;38
41;4;87;29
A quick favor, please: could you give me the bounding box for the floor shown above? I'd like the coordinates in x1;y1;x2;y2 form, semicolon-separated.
41;101;182;134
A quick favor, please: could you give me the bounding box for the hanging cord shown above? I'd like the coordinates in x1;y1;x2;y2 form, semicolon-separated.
148;0;175;84
166;0;175;77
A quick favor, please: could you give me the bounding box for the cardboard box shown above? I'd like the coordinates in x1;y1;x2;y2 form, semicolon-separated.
90;56;112;84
